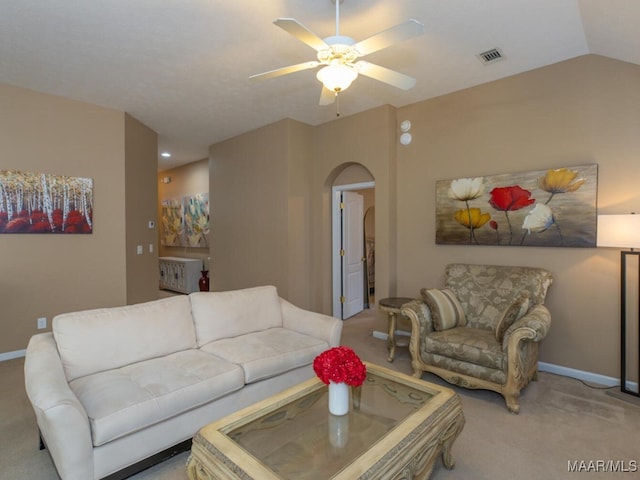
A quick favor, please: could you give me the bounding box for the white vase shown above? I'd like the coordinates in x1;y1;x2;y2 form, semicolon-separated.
328;381;349;416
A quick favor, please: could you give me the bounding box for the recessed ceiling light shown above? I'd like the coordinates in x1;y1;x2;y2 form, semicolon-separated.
160;152;172;158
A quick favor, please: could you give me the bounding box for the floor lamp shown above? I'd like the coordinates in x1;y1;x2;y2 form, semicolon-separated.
597;214;640;399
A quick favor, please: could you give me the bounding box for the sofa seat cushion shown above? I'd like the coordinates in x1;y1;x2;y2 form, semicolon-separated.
424;327;504;371
200;328;329;384
69;350;244;447
423;352;507;385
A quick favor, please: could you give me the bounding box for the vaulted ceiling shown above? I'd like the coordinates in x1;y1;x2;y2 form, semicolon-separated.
1;0;639;170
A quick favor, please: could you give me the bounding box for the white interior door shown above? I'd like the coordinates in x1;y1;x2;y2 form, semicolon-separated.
342;191;364;319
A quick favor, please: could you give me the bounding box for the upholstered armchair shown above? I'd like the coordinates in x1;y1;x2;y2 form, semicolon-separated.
401;264;553;413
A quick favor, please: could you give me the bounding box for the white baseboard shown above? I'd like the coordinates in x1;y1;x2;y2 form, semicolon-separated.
538;362;639;391
0;349;26;362
538;362;618;386
372;330;410;340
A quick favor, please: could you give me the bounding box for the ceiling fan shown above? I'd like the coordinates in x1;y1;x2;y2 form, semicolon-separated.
249;0;425;106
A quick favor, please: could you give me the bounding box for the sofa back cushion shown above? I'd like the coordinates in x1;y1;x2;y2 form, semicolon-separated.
53;296;197;382
445;264;552;332
189;285;283;346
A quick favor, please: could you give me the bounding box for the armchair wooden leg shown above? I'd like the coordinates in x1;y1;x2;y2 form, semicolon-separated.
504;393;521;414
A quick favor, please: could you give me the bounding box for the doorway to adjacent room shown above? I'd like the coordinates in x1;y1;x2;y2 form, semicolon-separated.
332;181;375;320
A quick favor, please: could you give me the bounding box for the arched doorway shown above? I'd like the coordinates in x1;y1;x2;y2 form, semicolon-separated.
331;165;375;319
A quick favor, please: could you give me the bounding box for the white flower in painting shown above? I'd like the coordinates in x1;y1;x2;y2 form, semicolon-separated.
449;177;485;201
522;204;554;233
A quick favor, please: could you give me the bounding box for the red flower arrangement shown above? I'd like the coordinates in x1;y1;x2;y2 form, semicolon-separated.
313;346;367;387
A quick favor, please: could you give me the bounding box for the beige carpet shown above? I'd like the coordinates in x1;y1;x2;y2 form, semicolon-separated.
2;307;639;480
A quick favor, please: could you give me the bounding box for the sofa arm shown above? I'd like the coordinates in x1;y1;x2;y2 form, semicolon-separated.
24;333;94;480
502;304;551;350
280;299;343;347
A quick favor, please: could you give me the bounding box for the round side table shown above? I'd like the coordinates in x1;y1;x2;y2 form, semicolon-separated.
378;297;414;362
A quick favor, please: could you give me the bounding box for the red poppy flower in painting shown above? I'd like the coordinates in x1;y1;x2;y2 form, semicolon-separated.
489;186;535;212
489;186;535;245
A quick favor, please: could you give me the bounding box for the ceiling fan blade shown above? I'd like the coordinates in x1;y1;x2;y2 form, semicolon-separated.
354;19;425;57
319;86;336;105
354;61;416;90
249;61;320;81
274;18;329;51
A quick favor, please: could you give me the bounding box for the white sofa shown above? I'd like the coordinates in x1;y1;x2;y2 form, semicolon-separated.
24;285;342;480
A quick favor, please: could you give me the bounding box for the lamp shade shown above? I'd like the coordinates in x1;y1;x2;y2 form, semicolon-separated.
597;214;640;248
316;64;358;93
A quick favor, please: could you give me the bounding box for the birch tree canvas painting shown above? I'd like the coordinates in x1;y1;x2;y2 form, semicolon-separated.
435;164;597;247
0;170;93;234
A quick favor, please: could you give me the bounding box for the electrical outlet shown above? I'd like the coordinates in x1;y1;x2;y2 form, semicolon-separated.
137;245;143;255
149;243;154;253
37;317;47;329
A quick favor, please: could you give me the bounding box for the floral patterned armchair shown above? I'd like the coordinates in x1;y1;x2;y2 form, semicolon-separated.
401;264;553;413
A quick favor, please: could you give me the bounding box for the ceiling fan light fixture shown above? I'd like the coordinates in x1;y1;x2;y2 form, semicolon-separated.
316;64;358;92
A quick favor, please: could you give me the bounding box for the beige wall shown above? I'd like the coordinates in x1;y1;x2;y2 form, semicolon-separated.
396;55;640;378
124;114;160;304
207;55;639;380
209;119;293;297
157;158;210;271
0;85;127;353
3;53;633;380
286;120;315;308
0;85;158;354
311;105;398;313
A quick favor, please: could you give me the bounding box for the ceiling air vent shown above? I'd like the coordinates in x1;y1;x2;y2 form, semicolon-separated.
477;48;504;65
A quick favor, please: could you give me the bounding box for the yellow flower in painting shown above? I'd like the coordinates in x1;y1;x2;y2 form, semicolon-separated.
454;208;491;229
449;177;485;201
538;168;585;194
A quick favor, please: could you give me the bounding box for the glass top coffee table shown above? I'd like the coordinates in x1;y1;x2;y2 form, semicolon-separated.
187;362;464;480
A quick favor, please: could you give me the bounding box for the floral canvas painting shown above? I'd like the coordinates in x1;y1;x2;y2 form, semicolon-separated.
161;193;209;248
436;164;597;247
0;170;93;234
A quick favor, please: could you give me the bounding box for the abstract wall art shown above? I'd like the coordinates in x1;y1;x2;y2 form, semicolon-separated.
161;193;209;248
0;170;93;234
435;164;598;247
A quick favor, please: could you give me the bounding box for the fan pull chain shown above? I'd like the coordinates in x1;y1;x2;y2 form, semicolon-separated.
336;92;340;117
